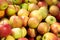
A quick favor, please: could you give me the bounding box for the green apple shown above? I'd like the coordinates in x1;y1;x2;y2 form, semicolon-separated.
6;5;16;16
28;3;39;12
12;0;22;4
29;10;42;22
28;17;39;28
49;5;59;16
18;9;29;17
9;15;23;28
36;35;41;40
38;6;48;19
45;16;57;25
42;33;58;40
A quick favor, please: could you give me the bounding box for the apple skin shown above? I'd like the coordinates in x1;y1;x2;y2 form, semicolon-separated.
28;17;39;28
45;16;57;25
49;5;59;16
36;35;42;40
6;35;15;40
18;38;28;40
0;0;8;10
6;5;16;16
29;10;42;22
56;12;60;22
7;0;13;5
9;15;23;28
28;37;34;40
38;6;48;19
18;9;29;17
0;10;5;18
57;2;60;9
58;38;60;40
37;22;50;34
12;0;22;4
42;33;58;40
27;28;36;37
38;1;47;7
0;23;11;37
21;16;29;27
28;3;39;12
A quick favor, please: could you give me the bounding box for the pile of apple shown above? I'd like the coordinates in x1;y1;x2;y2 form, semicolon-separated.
0;0;60;40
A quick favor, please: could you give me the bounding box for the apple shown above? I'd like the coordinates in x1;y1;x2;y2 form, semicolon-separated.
0;10;5;18
18;9;29;17
12;28;22;39
45;16;57;25
0;22;11;37
27;28;36;37
0;1;8;10
38;6;48;19
49;5;59;16
6;35;15;40
18;38;28;40
28;0;37;4
7;0;13;5
58;38;60;40
56;12;60;22
28;37;34;40
29;10;42;22
9;15;23;28
21;3;28;10
28;3;39;12
6;5;16;16
57;2;60;9
28;17;39;28
38;1;47;7
12;0;22;4
36;35;41;40
37;22;50;34
21;16;29;27
42;33;58;40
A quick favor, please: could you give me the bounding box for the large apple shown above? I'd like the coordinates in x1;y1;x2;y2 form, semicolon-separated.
37;22;50;34
49;5;59;16
38;6;48;19
18;9;29;17
28;17;39;28
42;33;58;40
28;3;39;12
27;28;36;37
6;5;16;16
29;10;42;22
0;0;8;10
9;15;23;28
45;16;57;25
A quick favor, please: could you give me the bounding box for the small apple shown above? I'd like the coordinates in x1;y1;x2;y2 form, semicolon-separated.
28;3;39;12
28;0;37;4
18;9;29;17
38;6;48;19
9;15;23;28
45;16;57;25
21;3;28;10
12;0;22;4
21;16;29;27
0;10;5;18
28;37;34;40
38;1;47;7
29;10;42;22
42;33;58;40
6;35;15;40
12;28;22;39
49;5;59;16
18;38;28;40
28;17;39;28
6;5;16;16
0;22;11;37
27;28;36;37
37;22;50;34
0;1;8;10
36;35;41;40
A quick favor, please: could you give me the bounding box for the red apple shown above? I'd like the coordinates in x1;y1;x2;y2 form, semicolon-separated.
57;2;60;9
0;22;11;37
18;38;28;40
38;1;47;7
28;37;34;40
